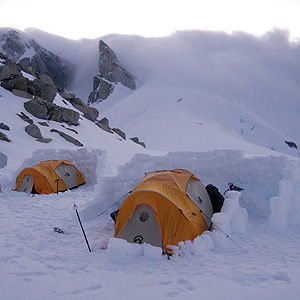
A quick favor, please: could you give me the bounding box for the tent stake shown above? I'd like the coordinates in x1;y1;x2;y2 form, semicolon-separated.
73;204;91;252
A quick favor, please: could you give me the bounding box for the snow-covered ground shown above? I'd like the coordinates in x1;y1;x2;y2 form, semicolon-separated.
1;29;300;299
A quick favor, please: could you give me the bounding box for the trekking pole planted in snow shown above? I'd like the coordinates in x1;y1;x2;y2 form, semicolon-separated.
73;204;91;252
55;179;59;194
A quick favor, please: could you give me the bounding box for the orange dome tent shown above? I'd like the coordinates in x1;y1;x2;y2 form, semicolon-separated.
15;160;86;194
114;169;213;252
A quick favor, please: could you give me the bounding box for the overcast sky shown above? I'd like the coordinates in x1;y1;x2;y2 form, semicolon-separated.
1;0;300;40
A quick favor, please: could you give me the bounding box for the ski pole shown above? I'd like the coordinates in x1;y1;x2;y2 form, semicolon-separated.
55;179;59;194
73;204;91;252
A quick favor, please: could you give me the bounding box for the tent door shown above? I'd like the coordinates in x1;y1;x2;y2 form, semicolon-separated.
117;204;163;248
18;174;34;193
54;163;77;189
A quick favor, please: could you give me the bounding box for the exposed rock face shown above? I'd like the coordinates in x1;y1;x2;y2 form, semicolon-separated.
0;29;75;90
1;55;57;102
88;40;136;104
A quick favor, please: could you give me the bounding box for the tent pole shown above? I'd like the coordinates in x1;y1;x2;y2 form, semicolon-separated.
73;204;92;252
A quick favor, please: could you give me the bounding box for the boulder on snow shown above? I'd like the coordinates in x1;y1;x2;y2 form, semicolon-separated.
96;117;113;133
25;123;42;139
0;151;8;168
12;89;33;99
112;128;126;140
0;122;10;130
50;129;83;147
24;97;80;125
16;112;33;124
285;140;298;149
130;137;146;148
0;131;10;142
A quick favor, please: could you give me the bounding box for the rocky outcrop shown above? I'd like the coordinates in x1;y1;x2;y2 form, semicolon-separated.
1;55;57;102
0;59;21;81
88;40;136;104
0;29;75;90
24;97;80;125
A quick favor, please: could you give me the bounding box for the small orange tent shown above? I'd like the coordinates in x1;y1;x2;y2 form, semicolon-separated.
15;160;86;194
114;169;213;252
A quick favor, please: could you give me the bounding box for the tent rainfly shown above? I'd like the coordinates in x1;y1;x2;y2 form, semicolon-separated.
15;160;86;194
114;169;213;252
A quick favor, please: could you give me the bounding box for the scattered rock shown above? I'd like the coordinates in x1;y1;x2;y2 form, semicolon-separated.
285;141;298;149
38;121;49;127
50;129;83;147
112;128;126;140
25;123;42;139
0;151;8;168
16;112;33;124
61;124;78;134
24;97;80;125
0;122;10;130
0;131;10;142
130;137;146;148
37;137;52;143
96;117;113;133
60;92;99;121
12;89;33;99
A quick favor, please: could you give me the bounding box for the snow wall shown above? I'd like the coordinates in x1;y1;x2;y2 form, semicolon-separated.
84;149;300;231
3;147;300;233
